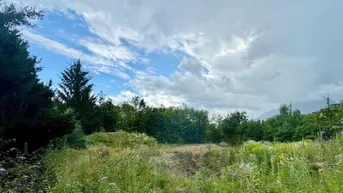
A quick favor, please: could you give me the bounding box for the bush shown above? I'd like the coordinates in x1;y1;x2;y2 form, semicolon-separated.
202;150;230;173
86;131;157;148
43;147;183;193
11;109;74;151
54;122;87;149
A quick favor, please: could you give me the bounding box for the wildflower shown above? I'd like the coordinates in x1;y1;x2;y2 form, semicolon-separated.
0;167;5;174
17;183;22;187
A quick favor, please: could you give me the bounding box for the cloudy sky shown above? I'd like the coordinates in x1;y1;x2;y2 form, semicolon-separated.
6;0;343;117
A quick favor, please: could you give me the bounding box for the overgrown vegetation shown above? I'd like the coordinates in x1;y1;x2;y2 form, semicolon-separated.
15;132;343;193
2;1;343;192
1;1;342;149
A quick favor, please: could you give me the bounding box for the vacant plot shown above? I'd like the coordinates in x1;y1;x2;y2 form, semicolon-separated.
17;132;343;193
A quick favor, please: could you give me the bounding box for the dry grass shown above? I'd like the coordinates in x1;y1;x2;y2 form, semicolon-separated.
151;143;228;177
42;132;343;193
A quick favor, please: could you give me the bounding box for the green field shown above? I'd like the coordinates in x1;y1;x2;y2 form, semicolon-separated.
30;131;343;193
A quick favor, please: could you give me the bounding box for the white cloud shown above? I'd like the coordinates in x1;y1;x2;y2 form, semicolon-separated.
108;91;186;108
142;94;186;108
108;90;136;105
77;38;136;65
22;30;132;80
9;0;343;116
178;57;204;78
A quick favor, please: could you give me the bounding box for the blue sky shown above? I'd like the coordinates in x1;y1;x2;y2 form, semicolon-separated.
27;11;181;96
11;0;343;117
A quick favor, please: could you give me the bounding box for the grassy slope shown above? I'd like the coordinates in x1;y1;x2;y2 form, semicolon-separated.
43;132;343;193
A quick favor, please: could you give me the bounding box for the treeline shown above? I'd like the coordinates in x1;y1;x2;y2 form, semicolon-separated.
1;2;343;151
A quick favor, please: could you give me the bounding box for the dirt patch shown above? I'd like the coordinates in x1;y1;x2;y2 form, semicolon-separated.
152;151;202;177
151;144;228;177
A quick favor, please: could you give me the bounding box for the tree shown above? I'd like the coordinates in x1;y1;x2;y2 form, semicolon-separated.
116;102;136;132
205;122;223;143
0;2;74;150
316;100;343;139
57;59;98;134
143;106;209;144
0;2;50;142
0;1;44;28
219;111;247;144
97;92;120;132
274;104;296;142
57;59;96;108
241;120;264;141
131;96;148;133
295;112;319;140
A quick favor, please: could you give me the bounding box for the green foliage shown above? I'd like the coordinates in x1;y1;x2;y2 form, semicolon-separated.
0;1;44;28
57;59;96;106
241;120;264;141
56;59;100;134
260;104;312;142
63;122;87;149
86;131;157;149
205;122;223;143
147;107;208;144
3;1;343;190
202;150;230;173
218;111;247;144
316;101;343;139
3;0;343;160
220;111;247;134
44;147;186;193
295;113;319;140
116;102;137;132
97;93;119;132
259;100;343;142
37;136;343;193
0;2;50;135
75;96;343;145
0;1;73;150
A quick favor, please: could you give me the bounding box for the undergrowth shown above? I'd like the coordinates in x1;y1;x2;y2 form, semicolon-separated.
5;131;343;192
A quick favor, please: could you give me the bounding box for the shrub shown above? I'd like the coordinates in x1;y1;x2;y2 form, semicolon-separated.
202;150;230;173
56;122;87;149
13;109;74;151
86;131;157;148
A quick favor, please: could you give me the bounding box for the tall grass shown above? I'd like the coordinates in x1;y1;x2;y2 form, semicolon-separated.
42;132;343;193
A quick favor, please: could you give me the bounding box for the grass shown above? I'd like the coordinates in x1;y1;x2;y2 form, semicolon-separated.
38;132;343;192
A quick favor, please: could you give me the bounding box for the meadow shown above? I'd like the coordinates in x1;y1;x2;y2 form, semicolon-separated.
2;2;343;193
4;131;341;193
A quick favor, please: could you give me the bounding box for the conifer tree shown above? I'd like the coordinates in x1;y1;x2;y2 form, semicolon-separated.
0;2;54;141
57;59;99;134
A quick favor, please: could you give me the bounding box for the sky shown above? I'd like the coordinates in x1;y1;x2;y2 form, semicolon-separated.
5;0;343;118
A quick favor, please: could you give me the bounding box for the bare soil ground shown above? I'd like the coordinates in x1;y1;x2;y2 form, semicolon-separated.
151;144;227;177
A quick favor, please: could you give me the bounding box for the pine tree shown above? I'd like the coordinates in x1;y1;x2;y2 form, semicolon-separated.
57;59;99;134
0;2;54;141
